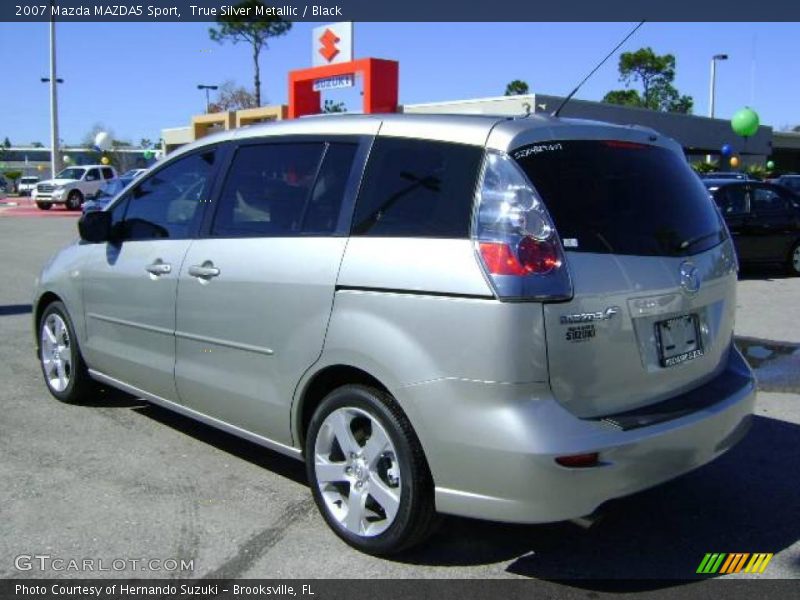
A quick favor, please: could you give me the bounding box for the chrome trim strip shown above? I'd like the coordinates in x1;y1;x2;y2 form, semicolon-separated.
88;370;302;460
87;312;173;336
174;330;274;356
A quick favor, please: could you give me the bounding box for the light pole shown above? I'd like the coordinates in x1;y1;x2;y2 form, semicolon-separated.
708;54;728;119
707;53;728;164
197;84;218;112
46;10;62;179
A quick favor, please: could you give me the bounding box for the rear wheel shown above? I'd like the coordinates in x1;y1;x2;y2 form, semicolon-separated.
789;242;800;276
36;201;52;210
38;301;96;403
305;385;437;555
65;190;83;211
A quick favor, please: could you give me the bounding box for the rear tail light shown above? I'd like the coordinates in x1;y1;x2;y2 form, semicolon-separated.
473;151;572;300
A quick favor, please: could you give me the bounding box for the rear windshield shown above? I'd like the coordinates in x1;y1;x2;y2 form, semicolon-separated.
513;140;726;257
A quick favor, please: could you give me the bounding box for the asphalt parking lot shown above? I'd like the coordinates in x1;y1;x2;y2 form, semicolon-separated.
1;215;798;586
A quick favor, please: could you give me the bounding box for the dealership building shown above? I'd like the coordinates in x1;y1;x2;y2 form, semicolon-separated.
159;22;800;171
160;91;800;172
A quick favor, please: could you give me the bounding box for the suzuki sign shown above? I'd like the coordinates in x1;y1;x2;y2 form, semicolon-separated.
312;22;353;67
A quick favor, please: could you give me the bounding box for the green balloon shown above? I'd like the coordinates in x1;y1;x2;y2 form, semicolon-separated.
731;107;760;137
766;160;775;170
143;149;153;159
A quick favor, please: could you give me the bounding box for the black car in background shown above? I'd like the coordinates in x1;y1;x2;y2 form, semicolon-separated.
770;174;800;194
704;179;800;275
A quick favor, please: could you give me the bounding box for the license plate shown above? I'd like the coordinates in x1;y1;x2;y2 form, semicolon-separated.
655;314;704;367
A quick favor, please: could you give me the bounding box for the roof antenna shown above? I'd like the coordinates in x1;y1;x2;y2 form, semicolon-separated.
551;21;645;118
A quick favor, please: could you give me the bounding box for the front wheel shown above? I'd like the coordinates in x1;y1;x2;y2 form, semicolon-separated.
305;385;437;555
38;301;96;403
65;190;83;211
788;241;800;276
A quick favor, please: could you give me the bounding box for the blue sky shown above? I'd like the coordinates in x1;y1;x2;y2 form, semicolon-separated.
1;21;798;146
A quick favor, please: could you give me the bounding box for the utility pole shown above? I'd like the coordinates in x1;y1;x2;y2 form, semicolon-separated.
49;7;61;178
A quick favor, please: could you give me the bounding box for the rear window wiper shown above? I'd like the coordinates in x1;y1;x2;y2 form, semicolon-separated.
677;230;722;252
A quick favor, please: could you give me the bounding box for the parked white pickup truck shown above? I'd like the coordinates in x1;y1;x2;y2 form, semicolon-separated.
33;165;118;210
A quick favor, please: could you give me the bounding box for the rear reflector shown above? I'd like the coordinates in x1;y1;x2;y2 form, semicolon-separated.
555;453;600;468
478;242;527;276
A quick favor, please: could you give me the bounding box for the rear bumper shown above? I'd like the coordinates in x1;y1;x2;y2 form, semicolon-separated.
400;346;756;523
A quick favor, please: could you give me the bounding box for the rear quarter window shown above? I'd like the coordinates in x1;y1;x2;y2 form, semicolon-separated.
352;137;483;238
513;140;726;257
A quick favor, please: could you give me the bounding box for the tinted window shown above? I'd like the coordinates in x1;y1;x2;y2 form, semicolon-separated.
86;168;101;181
514;140;726;257
352;138;483;238
121;149;216;240
304;144;358;234
752;186;788;213
101;167;115;179
715;185;749;215
779;177;800;192
211;143;329;237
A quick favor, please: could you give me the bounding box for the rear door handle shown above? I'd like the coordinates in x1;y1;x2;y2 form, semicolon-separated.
188;263;220;279
145;261;171;275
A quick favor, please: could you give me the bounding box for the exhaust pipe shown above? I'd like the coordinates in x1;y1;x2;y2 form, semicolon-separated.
570;510;605;529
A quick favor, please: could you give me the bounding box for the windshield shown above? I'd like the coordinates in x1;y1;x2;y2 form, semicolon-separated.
55;168;86;180
21;177;38;183
513;140;727;257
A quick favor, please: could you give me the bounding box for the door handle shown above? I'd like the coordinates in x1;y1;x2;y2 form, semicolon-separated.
145;261;171;275
188;263;220;279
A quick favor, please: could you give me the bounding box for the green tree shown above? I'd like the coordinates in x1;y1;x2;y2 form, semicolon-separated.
602;89;642;107
504;80;530;96
140;138;152;148
603;47;693;114
691;160;718;174
2;137;10;148
31;141;44;148
323;99;347;113
209;1;292;107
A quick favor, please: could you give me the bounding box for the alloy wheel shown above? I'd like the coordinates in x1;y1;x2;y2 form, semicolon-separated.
313;406;402;537
40;313;72;392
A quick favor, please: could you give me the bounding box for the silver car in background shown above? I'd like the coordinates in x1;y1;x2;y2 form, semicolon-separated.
33;114;756;554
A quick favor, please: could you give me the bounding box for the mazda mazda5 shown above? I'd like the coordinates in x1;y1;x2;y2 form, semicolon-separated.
33;113;756;554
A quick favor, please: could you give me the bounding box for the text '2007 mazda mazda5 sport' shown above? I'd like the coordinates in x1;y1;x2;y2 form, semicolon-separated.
33;113;756;555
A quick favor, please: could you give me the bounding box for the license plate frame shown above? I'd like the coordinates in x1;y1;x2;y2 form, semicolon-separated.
655;314;704;368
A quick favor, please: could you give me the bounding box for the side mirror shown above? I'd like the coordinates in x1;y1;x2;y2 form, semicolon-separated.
78;210;112;243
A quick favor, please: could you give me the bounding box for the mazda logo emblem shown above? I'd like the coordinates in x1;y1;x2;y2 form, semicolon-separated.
679;261;701;294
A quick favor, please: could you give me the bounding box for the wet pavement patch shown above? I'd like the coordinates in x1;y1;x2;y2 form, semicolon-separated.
736;336;800;394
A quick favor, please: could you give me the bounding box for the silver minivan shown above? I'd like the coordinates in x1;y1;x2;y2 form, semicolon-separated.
34;114;756;554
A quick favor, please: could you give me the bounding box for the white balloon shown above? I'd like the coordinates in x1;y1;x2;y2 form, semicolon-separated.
94;131;112;151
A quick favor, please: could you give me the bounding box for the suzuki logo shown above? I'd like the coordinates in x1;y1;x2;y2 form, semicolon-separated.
680;261;701;294
318;28;340;63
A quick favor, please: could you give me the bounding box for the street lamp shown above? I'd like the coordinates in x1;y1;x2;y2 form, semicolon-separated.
43;11;63;179
707;54;728;164
197;84;219;112
708;54;728;119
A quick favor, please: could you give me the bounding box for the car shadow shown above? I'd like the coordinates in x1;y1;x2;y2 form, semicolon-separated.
131;402;308;486
0;303;32;316
88;391;799;588
738;265;792;280
391;415;800;588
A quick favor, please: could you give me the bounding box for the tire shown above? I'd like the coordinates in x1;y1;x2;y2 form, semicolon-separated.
65;190;83;211
38;301;96;403
305;385;437;555
788;241;800;276
36;201;52;210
